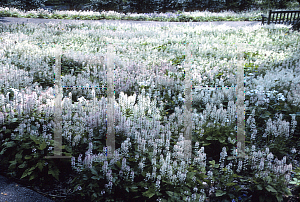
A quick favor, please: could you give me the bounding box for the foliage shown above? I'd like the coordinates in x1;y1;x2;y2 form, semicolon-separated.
290;166;300;186
291;18;300;32
85;0;125;13
205;160;252;202
253;0;297;10
81;0;262;14
206;153;293;202
2;0;46;12
70;139;208;201
195;122;236;162
0;111;72;187
248;171;292;202
289;166;300;197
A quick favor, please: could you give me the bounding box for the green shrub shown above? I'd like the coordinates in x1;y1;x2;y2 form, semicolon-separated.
0;114;72;187
3;0;47;12
291;18;300;32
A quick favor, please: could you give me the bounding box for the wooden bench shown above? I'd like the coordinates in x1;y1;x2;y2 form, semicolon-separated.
261;10;300;25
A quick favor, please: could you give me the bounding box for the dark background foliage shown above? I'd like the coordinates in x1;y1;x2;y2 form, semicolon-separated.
0;0;299;14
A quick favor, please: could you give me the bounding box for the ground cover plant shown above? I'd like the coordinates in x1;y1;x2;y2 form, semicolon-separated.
0;7;300;202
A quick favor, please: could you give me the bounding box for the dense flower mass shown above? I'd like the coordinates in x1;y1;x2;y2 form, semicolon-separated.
0;6;299;201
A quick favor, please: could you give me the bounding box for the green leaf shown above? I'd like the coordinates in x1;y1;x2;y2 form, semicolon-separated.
12;118;18;122
5;141;15;148
289;178;300;185
234;185;243;192
21;168;33;179
276;194;283;202
90;167;98;176
266;176;272;183
29;173;36;181
166;191;175;197
215;190;226;197
48;167;60;181
37;161;44;172
130;186;138;192
15;153;22;160
4;129;11;134
24;155;32;160
257;184;263;190
266;185;277;193
187;172;196;179
233;174;242;179
91;176;100;180
38;141;47;150
0;148;6;155
116;161;122;169
18;162;26;169
30;135;39;144
226;182;236;187
9;160;17;165
284;188;292;196
142;189;155;198
261;111;271;119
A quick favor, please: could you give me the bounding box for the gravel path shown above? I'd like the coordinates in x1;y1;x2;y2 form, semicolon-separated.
0;175;55;202
0;16;263;28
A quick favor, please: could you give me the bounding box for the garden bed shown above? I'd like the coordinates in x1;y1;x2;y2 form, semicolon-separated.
0;8;300;202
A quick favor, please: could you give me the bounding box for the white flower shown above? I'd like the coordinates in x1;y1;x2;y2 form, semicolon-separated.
155;179;160;189
237;160;243;170
119;170;123;177
267;153;274;161
138;161;144;171
103;161;108;172
130;171;135;181
152;172;156;179
121;158;126;170
138;80;150;87
207;171;213;178
285;173;291;182
193;187;198;193
265;147;269;154
257;150;263;158
287;164;292;171
259;159;264;171
71;157;75;167
282;156;286;164
78;96;86;104
145;172;151;181
178;97;185;102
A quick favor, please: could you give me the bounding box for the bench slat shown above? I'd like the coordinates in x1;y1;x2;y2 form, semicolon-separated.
287;12;291;24
262;10;300;25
